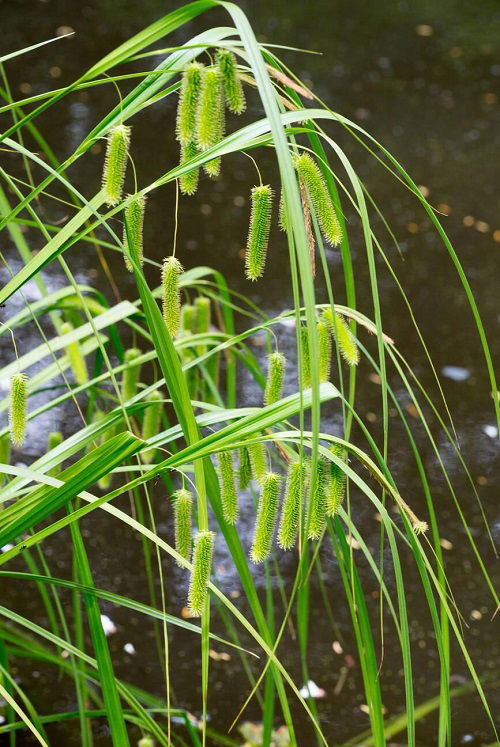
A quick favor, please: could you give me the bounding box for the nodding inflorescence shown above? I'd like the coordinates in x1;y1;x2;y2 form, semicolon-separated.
122;348;142;402
322;308;360;367
123;195;146;271
326;443;346;516
196;67;225;177
102;124;131;207
217;450;239;524
239;446;253;490
245;185;273;281
179;141;200;196
188;530;215;616
9;372;28;447
264;351;286;406
317;320;332;383
176;62;204;146
293;152;342;247
141;390;163;464
300;327;311;388
278;460;306;550
194;296;210;335
162;256;183;338
180;303;196;334
307;457;327;540
250;471;281;563
247;439;267;485
60;322;88;386
216;48;246;114
173;488;193;564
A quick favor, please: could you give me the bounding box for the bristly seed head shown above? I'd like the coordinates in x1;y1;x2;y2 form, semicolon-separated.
307;457;327;539
300;327;311;388
123;195;146;271
293;152;342;247
217;450;239;524
247;439;267;485
264;351;286;406
9;372;28;447
179;141;200;196
188;530;215;616
322;308;360;367
176;62;204;146
245;185;273;281
141;390;163;464
216;48;246;114
238;445;253;490
173;488;193;564
196;68;225;178
317;320;332;383
326;443;346;516
250;471;281;563
278;460;306;550
162;256;183;338
122;348;142;402
102;124;131;207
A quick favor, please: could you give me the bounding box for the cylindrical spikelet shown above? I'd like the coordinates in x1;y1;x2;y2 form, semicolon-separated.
179;141;200;196
196;68;224;178
216;48;246;114
188;530;214;616
278;191;288;233
162;256;183;338
300;327;311;388
102;124;130;206
264;351;286;406
247;439;267;484
176;62;203;146
293;153;342;246
327;444;346;516
322;308;359;366
245;185;273;281
250;472;280;563
48;431;63;477
195;296;211;335
217;450;238;524
180;304;196;334
173;488;193;564
307;458;327;539
138;736;155;747
317;320;332;383
278;460;306;550
0;434;11;484
122;348;142;402
9;372;28;447
141;390;163;464
123;195;146;271
60;322;88;386
238;446;252;490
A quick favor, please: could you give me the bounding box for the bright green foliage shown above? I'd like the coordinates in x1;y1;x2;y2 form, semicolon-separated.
122;348;142;402
0;434;10;484
248;439;267;484
278;460;306;550
216;48;246;114
102;124;130;206
195;296;211;334
317;320;332;382
188;530;215;616
196;67;224;176
141;390;163;464
180;303;196;334
217;450;239;524
245;185;273;281
293;152;342;246
250;472;281;563
179;141;200;196
307;458;327;539
48;431;63;477
173;488;193;564
60;322;88;386
264;351;286;406
9;373;28;447
326;444;346;516
162;256;183;337
176;62;203;146
300;327;311;388
123;195;146;271
239;446;253;490
322;308;360;366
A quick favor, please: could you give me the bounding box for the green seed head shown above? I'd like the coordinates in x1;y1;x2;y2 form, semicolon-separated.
264;351;286;406
195;296;211;334
123;195;146;272
300;327;311;389
138;737;155;747
322;308;359;366
141;390;163;464
278;191;288;233
188;530;215;616
326;444;346;516
196;68;225;152
60;322;88;386
176;62;204;146
238;445;253;490
216;48;246;114
247;439;267;485
217;450;239;524
179;141;200;196
102;124;130;206
250;472;281;563
293;153;342;246
9;372;28;447
307;458;327;540
245;185;273;281
180;304;196;334
47;431;64;477
162;256;183;338
122;348;142;402
317;320;332;383
278;460;306;550
173;488;193;564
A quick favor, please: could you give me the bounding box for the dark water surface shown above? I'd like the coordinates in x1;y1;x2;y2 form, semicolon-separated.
1;0;499;745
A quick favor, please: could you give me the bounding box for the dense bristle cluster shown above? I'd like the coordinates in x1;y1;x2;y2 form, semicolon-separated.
188;530;215;616
248;439;267;484
307;458;327;539
180;304;196;334
162;256;183;337
217;450;239;524
122;348;142;402
141;390;163;464
123;195;146;271
176;62;203;146
326;444;346;516
9;372;28;447
300;327;311;388
179;141;200;196
239;446;252;490
322;308;359;366
250;472;281;563
278;460;306;550
173;488;193;564
264;351;285;406
196;68;224;177
245;185;273;281
317;320;332;383
216;48;246;114
102;124;130;206
195;296;211;335
60;322;88;386
293;153;342;246
278;191;288;233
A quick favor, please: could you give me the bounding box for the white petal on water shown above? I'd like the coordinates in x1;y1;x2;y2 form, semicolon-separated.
441;365;470;381
123;642;136;655
100;614;117;636
299;679;326;698
482;424;498;439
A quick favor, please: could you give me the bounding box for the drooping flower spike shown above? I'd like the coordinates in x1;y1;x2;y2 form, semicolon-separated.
250;472;281;563
173;488;193;564
102;124;131;206
245;185;273;281
9;372;28;447
162;256;183;338
188;530;215;616
123;195;146;271
216;48;246;114
264;351;286;406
